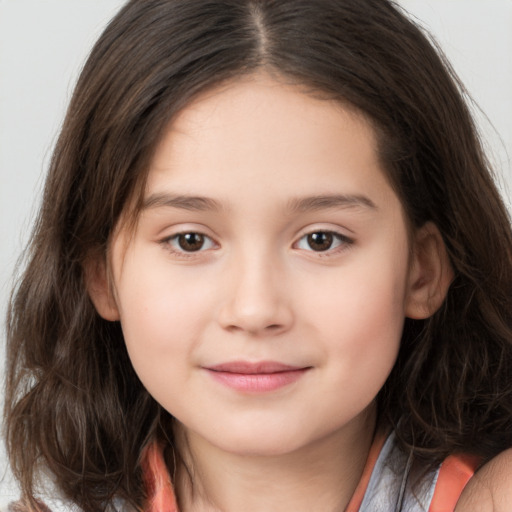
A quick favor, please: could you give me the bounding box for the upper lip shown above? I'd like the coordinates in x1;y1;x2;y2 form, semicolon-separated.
205;361;308;374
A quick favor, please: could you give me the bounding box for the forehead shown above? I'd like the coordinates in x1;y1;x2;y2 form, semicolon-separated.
136;74;404;224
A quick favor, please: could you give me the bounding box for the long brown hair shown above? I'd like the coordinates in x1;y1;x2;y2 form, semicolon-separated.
5;0;512;509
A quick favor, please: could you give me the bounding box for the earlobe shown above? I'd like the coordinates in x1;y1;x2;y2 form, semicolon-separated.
84;256;120;321
405;222;454;320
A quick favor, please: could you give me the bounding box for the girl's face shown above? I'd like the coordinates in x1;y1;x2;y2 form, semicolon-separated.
94;74;439;457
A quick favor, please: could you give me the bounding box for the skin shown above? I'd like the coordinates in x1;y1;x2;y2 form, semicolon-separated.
89;73;452;511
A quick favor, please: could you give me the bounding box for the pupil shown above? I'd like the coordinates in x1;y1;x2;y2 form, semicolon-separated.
178;233;204;251
308;232;333;251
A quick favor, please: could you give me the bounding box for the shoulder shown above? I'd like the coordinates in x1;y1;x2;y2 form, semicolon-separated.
455;448;512;511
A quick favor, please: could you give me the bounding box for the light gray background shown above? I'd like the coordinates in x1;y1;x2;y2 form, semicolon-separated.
1;0;511;505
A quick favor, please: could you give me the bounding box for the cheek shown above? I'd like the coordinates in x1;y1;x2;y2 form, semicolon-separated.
114;260;216;378
304;251;408;334
302;247;409;379
302;271;405;426
317;280;404;371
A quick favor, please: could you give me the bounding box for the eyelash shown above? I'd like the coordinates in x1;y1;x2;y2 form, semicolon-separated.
160;229;353;259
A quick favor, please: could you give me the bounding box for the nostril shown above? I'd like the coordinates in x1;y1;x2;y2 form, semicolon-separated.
226;323;283;335
225;324;243;333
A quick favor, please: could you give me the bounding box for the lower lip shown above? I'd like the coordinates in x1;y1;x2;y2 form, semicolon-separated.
206;368;309;393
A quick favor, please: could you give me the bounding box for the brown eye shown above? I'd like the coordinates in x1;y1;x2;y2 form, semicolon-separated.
164;232;216;255
307;232;334;251
295;231;352;253
177;233;206;252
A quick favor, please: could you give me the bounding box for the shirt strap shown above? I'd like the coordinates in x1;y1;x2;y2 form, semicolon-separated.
142;441;179;512
344;430;388;512
428;453;481;512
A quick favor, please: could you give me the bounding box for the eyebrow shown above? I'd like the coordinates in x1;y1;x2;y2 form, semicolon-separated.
142;193;222;212
141;192;377;214
287;194;377;213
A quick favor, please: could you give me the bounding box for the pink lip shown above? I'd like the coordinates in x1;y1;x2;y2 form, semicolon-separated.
204;361;311;393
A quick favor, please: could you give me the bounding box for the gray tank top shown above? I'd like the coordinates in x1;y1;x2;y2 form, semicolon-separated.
359;432;440;511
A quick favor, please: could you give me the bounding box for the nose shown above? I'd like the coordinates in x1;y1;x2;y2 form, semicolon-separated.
217;253;294;336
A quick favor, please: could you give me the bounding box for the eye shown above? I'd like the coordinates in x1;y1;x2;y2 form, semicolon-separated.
166;232;216;252
295;231;352;252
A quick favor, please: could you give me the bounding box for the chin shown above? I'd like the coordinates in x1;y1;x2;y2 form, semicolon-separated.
224;439;303;457
207;426;315;458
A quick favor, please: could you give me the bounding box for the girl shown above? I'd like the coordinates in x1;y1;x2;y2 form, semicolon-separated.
4;0;512;510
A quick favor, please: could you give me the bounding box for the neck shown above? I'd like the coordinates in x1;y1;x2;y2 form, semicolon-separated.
173;406;377;512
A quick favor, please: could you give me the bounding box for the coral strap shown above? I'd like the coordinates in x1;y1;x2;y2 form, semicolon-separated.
344;431;387;512
142;442;179;512
428;453;480;512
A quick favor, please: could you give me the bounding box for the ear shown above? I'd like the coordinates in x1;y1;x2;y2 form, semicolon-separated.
84;256;120;321
405;221;454;320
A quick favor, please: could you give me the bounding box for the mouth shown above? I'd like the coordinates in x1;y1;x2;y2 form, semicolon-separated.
203;361;311;393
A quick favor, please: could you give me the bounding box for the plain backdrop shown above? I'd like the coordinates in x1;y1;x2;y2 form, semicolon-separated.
1;0;511;505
